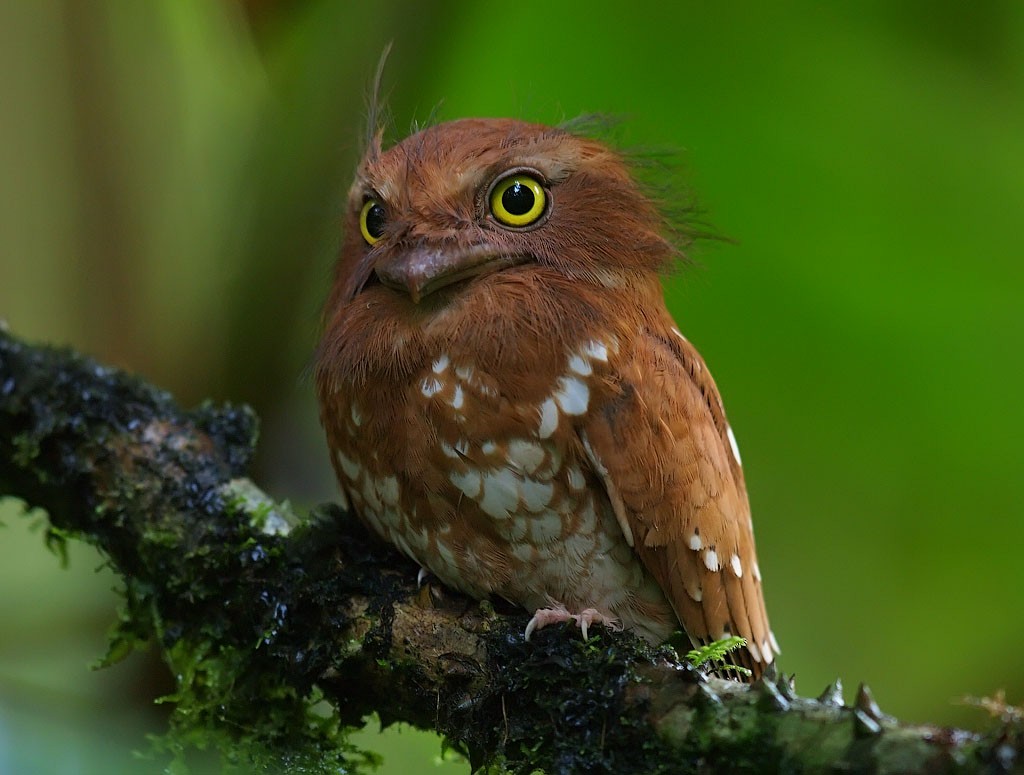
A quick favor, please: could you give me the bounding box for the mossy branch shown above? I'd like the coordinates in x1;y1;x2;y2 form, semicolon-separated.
0;326;1020;774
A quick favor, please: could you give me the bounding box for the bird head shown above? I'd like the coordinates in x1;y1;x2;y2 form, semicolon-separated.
320;118;681;386
336;118;678;300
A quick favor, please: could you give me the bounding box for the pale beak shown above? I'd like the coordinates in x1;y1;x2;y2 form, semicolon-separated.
374;245;528;304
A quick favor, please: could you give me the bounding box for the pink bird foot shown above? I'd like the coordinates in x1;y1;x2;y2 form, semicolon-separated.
524;604;622;641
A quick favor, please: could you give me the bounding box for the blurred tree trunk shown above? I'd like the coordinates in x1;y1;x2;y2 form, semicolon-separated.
0;0;461;497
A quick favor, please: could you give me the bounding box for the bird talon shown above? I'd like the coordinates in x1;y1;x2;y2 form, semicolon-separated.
524;605;618;641
574;608;620;640
524;603;572;640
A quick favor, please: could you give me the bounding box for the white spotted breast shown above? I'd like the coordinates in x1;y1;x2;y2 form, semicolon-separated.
328;337;676;638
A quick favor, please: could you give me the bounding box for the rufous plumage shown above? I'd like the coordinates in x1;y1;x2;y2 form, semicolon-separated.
315;118;779;678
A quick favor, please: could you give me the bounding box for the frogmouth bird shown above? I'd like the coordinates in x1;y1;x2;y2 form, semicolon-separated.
315;118;779;678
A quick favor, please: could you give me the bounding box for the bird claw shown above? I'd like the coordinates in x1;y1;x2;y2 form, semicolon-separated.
577;608;622;640
524;604;621;641
524;603;571;640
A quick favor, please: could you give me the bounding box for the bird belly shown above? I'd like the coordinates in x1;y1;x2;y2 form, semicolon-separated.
328;357;677;643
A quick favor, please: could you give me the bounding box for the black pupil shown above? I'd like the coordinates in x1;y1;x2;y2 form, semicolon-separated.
365;203;386;237
501;181;535;216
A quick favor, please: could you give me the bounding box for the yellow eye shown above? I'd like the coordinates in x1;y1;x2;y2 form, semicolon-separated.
360;199;386;244
489;174;547;227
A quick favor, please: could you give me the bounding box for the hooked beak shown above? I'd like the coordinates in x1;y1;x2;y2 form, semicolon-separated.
374;245;529;304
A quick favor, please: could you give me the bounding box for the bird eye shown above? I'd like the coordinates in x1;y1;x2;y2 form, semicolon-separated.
359;199;386;244
489;173;547;228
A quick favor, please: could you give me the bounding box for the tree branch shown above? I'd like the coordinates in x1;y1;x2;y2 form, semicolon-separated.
1;325;1020;773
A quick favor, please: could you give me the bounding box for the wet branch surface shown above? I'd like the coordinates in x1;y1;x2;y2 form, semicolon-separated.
1;326;1021;774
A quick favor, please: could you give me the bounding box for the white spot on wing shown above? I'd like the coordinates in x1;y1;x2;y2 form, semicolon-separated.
500;513;529;542
432;354;450;373
408;526;428;554
753;561;762;582
538;398;559;439
451;384;464;409
420;376;443;398
481;440;497;455
350;404;363;427
479;470;520;518
687;584;702;602
380;475;400;506
449;468;482;499
455;365;474;381
435;542;456;572
566;466;586;491
335;449;361;481
568;354;592;376
703;549;720;572
582;339;608;362
730;553;743;577
507;438;546;473
361;478;382;512
554;376;589;416
727;424;742;466
747;640;762;662
688;533;702;551
511;541;538;563
528;510;563;542
769;631;781;653
520;479;554;512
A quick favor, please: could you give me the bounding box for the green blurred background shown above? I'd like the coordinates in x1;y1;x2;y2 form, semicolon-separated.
2;1;1022;772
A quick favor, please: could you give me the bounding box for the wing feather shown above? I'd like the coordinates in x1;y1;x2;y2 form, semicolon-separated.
582;322;778;677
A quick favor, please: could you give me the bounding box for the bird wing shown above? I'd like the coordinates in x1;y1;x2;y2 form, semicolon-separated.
580;321;778;676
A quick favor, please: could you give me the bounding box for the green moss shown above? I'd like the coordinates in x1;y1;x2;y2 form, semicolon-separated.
448;624;684;774
0;331;387;772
